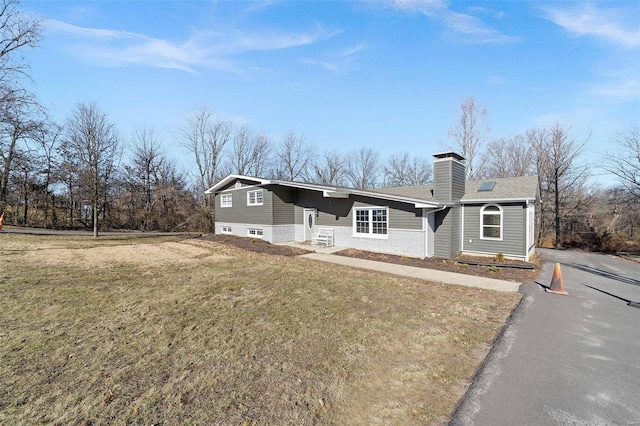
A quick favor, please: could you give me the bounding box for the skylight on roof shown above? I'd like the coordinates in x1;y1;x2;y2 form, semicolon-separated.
478;181;496;192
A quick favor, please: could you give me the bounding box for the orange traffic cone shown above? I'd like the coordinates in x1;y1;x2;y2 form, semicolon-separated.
0;212;4;231
546;263;568;295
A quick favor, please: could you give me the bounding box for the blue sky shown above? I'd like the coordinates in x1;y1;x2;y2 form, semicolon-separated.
22;0;640;186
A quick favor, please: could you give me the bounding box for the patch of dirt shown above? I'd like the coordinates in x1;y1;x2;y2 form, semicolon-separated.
336;249;540;283
200;234;312;256
27;240;233;268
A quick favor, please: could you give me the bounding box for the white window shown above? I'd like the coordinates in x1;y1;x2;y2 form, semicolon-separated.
220;194;232;208
354;207;388;238
247;190;263;206
248;228;263;238
221;226;232;234
481;204;503;240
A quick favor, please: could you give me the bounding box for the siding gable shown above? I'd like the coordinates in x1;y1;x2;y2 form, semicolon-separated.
462;202;527;258
215;185;274;225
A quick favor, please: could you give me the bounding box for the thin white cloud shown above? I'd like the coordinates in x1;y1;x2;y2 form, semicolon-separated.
391;0;447;17
301;58;339;73
43;19;336;73
591;78;640;102
542;3;640;48
389;0;518;44
340;43;368;58
302;43;368;74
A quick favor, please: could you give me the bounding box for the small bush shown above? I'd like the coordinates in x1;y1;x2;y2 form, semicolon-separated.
495;252;505;263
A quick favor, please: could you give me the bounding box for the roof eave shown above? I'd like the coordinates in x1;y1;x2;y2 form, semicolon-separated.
348;188;440;208
461;197;537;203
204;174;271;194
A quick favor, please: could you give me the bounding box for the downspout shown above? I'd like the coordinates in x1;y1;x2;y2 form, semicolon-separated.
524;200;535;262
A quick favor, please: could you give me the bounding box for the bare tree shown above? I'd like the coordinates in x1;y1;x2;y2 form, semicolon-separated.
225;126;271;177
64;102;120;237
0;0;41;219
603;127;640;202
10;146;39;225
0;0;40;77
345;147;380;189
483;134;536;178
117;133;193;232
180;107;232;194
0;94;42;211
447;97;490;179
126;127;165;230
309;149;346;186
383;152;432;186
272;131;314;181
56;139;79;228
533;124;590;248
31;118;62;227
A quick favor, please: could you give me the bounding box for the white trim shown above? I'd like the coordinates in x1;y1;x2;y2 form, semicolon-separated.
205;175;270;194
303;208;317;241
218;184;265;193
220;194;232;208
352;206;389;239
433;157;466;168
220;226;232;234
480;204;503;241
525;201;535;262
349;189;441;208
461;197;536;203
247;228;264;238
422;208;428;257
461;204;465;251
461;250;526;261
247;189;264;206
206;174;442;208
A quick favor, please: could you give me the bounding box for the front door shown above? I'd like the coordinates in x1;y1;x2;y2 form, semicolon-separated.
303;209;316;241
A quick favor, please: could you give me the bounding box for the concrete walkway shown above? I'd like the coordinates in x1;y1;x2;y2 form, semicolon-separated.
299;252;521;293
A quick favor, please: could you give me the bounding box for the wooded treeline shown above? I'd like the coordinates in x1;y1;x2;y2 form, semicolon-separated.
0;1;638;251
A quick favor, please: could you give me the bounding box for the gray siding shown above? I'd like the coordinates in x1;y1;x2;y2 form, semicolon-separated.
433;160;453;202
462;202;526;257
215;184;274;225
451;205;461;255
451;162;466;201
271;186;294;225
293;189;352;227
292;189;422;230
434;208;451;257
433;205;462;258
433;158;466;202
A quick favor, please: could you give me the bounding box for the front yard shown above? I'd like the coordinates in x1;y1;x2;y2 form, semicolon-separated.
0;234;520;424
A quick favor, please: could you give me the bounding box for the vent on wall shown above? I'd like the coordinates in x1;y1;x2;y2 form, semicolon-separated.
478;181;496;192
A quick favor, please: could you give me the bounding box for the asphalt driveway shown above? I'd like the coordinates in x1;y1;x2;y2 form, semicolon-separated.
451;248;640;425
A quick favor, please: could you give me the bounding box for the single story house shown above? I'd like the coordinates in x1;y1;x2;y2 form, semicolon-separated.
205;152;538;261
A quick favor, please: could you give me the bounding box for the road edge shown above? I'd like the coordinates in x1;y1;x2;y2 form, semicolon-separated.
447;283;532;425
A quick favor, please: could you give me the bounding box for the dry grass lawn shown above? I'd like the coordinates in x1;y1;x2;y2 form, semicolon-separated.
0;234;520;425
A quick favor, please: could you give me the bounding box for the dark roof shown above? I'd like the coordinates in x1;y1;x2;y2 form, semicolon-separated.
370;184;435;200
432;151;465;161
374;175;538;203
461;175;538;201
207;174;538;206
